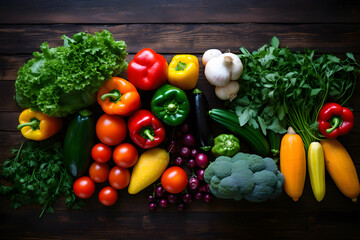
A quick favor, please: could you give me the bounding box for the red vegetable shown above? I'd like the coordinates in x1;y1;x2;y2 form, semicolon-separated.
318;103;354;138
128;109;166;149
127;48;168;90
73;176;95;199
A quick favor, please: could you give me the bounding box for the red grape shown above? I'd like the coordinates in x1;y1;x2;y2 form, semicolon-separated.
189;177;200;191
195;153;209;168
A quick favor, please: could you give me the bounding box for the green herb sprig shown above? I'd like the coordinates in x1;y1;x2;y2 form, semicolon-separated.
0;137;84;218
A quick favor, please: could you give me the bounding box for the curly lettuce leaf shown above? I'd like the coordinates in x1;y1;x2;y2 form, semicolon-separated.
15;30;128;117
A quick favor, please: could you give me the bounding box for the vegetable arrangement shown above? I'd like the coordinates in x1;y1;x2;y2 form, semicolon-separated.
1;31;359;217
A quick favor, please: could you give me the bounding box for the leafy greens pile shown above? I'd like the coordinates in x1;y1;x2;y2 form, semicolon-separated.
15;30;128;117
0;137;84;218
231;37;358;150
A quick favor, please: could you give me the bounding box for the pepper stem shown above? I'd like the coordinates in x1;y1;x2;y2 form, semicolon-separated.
326;116;341;134
101;89;121;102
17;118;40;131
225;139;234;148
143;128;155;141
175;61;187;71
167;103;177;112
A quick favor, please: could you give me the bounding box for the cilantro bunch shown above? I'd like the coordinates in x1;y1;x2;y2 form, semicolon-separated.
0;137;84;218
231;37;358;150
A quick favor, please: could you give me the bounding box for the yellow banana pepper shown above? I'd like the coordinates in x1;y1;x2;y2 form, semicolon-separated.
17;108;63;141
168;54;199;90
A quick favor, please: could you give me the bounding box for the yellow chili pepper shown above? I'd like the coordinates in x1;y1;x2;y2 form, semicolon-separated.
17;108;63;141
168;54;199;90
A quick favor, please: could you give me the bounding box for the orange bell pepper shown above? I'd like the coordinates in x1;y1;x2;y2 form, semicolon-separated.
97;77;141;116
17;108;63;141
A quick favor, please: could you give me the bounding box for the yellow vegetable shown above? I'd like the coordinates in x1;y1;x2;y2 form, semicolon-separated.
321;139;360;202
128;148;169;194
280;127;306;202
308;142;325;202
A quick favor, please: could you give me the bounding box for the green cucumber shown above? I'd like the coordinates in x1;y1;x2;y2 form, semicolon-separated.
64;109;95;178
209;108;270;157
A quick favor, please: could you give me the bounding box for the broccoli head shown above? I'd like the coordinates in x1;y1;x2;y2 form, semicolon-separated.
204;152;284;202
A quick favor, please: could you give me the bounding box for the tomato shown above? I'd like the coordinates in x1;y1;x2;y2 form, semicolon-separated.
161;166;188;194
96;114;127;146
108;166;130;189
73;176;95;199
89;162;110;183
91;143;112;163
99;186;118;206
113;143;138;168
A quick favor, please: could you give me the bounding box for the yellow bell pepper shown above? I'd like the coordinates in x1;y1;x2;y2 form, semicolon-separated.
168;54;199;90
17;108;63;141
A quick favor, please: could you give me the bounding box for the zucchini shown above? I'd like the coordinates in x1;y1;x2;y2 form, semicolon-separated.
64;109;95;178
268;130;282;157
209;108;270;157
190;89;214;151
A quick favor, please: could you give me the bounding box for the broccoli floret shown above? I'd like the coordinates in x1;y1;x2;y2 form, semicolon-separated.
204;152;284;202
232;152;265;172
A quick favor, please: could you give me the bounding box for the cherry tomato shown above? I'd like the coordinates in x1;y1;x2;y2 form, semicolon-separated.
89;162;110;183
108;166;130;189
73;176;95;199
91;143;112;163
96;114;127;146
161;166;188;194
99;186;118;206
113;143;138;168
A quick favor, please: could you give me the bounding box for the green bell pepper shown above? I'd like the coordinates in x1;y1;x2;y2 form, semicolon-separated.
151;84;190;126
211;134;240;157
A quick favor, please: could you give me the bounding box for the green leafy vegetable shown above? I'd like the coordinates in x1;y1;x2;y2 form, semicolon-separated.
15;30;128;117
231;37;358;150
0;137;84;218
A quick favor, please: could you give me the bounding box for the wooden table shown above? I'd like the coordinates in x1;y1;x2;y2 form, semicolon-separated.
1;1;360;239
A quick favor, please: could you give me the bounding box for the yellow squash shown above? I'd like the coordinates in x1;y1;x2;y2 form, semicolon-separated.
320;139;360;202
280;127;306;202
128;147;169;194
308;142;326;202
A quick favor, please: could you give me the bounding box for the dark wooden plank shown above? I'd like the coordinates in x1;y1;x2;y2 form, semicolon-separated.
0;0;360;24
0;204;359;240
1;24;360;54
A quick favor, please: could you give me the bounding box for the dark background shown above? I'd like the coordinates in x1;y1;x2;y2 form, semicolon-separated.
0;0;360;239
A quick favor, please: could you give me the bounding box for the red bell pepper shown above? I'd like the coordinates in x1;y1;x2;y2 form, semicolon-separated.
128;109;165;149
127;48;168;90
318;103;354;138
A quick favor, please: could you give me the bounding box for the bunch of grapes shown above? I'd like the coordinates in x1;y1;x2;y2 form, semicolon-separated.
147;123;214;211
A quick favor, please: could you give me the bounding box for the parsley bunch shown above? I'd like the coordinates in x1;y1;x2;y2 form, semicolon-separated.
0;137;84;218
232;37;358;150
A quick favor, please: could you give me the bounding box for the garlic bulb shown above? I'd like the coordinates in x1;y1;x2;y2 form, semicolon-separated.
204;52;243;86
202;49;222;66
215;80;240;101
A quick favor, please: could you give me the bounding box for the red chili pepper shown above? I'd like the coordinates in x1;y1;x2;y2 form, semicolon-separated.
317;103;354;139
127;48;168;91
128;109;166;149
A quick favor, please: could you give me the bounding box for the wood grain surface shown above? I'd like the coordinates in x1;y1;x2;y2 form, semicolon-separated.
1;1;360;239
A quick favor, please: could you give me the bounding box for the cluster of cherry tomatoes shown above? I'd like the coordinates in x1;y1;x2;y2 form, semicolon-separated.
72;114;139;206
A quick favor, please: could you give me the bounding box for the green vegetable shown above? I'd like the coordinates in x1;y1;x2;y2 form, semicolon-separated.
211;134;240;157
204;152;284;202
15;30;128;117
151;84;190;126
63;109;95;178
268;130;282;158
209;108;270;157
232;37;358;150
0;137;84;218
